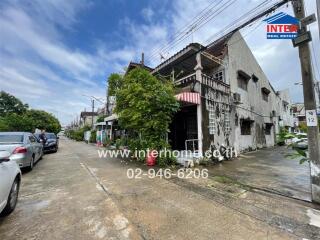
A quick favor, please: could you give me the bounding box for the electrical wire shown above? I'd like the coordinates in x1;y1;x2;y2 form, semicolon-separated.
147;0;227;60
149;0;275;65
148;0;240;63
147;0;222;58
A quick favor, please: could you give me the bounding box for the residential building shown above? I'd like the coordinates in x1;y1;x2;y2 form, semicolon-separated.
115;31;295;155
80;111;98;127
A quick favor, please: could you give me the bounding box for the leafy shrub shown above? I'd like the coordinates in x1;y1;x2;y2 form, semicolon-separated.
277;127;289;146
67;126;90;141
157;154;177;167
90;130;96;143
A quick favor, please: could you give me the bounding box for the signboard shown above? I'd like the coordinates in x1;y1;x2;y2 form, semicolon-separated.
306;110;318;126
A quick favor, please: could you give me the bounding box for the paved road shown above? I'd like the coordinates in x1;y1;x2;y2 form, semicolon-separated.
0;138;318;240
208;146;311;201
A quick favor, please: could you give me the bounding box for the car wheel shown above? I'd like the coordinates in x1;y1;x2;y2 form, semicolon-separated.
0;177;20;216
28;156;35;171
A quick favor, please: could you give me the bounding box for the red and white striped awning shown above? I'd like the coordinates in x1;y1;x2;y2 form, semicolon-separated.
175;92;200;105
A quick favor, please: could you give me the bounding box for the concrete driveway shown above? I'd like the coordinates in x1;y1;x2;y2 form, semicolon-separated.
0;138;319;240
209;146;311;201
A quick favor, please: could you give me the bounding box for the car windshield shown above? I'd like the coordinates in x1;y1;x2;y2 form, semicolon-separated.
46;133;56;139
0;135;24;143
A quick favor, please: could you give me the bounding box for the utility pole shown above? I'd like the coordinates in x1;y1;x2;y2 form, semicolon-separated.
317;0;320;39
91;98;95;129
106;78;109;116
316;81;320;105
292;0;320;203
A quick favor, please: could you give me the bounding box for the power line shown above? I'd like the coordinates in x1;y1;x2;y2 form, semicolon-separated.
147;0;224;60
204;0;274;45
149;0;275;65
151;0;290;75
148;0;240;63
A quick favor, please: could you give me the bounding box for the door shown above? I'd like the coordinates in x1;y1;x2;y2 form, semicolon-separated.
28;135;40;161
0;159;12;211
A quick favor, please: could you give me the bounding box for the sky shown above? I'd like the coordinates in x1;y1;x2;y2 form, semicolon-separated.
0;0;319;125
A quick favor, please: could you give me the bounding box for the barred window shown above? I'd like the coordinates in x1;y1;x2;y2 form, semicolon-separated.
208;103;216;135
265;123;273;135
237;70;250;91
240;119;252;135
212;70;225;82
224;111;231;133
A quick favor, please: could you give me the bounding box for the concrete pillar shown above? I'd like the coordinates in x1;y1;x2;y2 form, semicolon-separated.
194;52;203;156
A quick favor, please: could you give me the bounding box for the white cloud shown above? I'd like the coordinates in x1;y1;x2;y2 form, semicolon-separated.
141;7;154;22
1;0;319;124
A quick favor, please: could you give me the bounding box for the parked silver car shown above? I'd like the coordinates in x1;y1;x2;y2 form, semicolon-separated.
0;150;21;216
0;132;43;170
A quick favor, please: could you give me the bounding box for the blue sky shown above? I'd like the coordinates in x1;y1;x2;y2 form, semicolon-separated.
0;0;319;125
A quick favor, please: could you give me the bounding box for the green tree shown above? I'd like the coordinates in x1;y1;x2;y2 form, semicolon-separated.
107;73;123;96
0;91;28;115
0;92;61;133
24;110;61;134
0;110;61;134
298;122;308;133
96;115;106;123
114;68;179;150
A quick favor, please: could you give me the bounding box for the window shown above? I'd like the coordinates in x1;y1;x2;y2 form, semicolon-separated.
282;101;288;112
224;111;231;133
237;70;250;91
252;74;259;82
212;70;224;82
262;92;268;101
261;87;270;102
265;123;273;135
0;135;23;143
208;103;216;135
240;119;252;135
29;135;36;143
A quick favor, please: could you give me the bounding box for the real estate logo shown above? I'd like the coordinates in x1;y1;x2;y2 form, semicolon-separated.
263;12;299;39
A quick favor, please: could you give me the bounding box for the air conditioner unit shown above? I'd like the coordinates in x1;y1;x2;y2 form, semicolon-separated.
233;93;241;104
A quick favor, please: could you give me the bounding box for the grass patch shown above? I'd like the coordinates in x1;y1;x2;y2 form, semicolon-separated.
212;175;235;184
211;175;252;191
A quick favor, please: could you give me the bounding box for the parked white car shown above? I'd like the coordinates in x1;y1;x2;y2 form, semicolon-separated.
0;151;21;216
291;133;308;149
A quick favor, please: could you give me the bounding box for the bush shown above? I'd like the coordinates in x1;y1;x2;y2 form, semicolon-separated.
298;122;307;133
277;127;289;146
90;130;97;143
157;154;177;167
67;126;90;141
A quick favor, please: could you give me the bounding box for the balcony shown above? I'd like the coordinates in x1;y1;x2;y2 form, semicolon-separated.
174;73;197;86
174;72;230;95
201;73;230;94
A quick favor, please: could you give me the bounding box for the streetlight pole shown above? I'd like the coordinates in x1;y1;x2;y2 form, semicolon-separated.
91;98;95;129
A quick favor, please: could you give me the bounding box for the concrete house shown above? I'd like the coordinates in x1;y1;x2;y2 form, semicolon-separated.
146;31;294;155
80;111;98;127
115;31;295;156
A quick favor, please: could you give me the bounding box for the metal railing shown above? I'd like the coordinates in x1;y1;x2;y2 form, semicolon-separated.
175;73;196;86
201;73;230;94
185;139;199;152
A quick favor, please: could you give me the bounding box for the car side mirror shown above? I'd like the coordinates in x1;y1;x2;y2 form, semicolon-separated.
0;151;11;163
